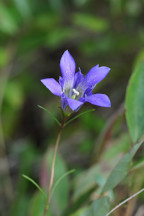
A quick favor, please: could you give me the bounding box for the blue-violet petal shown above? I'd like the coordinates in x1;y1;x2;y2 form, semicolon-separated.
67;98;84;111
84;65;110;86
85;94;111;107
41;78;62;96
60;50;76;89
73;69;84;89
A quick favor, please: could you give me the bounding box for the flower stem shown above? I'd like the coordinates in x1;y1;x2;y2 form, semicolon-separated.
43;122;64;216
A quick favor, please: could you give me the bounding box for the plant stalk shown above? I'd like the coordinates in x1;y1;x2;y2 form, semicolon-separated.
43;122;64;216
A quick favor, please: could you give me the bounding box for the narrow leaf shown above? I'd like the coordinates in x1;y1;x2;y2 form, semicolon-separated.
65;109;95;126
22;174;47;200
101;139;144;193
126;60;144;143
50;169;75;201
38;105;61;126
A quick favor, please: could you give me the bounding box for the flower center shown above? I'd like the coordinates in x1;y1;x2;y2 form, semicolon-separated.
72;88;79;96
71;88;80;99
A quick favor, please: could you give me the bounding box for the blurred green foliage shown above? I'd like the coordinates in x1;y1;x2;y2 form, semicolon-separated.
1;0;144;216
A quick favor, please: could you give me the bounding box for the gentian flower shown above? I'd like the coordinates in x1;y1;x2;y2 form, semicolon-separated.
41;50;111;112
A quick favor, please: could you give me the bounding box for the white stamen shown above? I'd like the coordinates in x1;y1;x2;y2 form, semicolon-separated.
72;88;79;96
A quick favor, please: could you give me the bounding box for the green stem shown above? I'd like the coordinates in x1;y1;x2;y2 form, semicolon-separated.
43;122;64;216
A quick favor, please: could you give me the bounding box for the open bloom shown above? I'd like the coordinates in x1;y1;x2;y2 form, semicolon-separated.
41;50;111;112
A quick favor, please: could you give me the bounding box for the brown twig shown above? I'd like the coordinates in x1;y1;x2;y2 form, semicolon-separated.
43;122;64;216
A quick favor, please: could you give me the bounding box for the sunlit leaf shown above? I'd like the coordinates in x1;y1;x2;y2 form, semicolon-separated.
126;60;144;142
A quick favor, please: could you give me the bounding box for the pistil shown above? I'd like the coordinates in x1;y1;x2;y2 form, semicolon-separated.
72;88;79;96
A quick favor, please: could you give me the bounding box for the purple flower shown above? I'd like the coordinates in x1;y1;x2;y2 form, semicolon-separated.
41;50;111;112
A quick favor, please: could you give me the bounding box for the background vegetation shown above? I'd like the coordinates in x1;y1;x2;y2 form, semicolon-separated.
0;0;144;215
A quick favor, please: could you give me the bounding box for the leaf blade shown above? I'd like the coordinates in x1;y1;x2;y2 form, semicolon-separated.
126;60;144;142
65;109;95;126
101;139;144;193
83;197;110;216
22;174;47;200
38;105;61;126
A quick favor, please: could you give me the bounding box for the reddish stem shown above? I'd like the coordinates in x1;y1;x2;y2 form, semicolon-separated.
43;123;64;216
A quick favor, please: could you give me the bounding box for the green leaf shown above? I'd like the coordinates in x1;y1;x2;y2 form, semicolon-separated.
101;133;131;160
133;50;144;71
0;2;18;34
13;0;32;19
131;157;144;172
10;195;30;216
71;207;88;216
29;191;52;216
14;141;37;195
49;0;64;11
80;112;105;132
46;27;78;48
0;48;10;67
65;109;95;127
22;174;47;200
50;169;75;201
72;13;109;33
101;139;144;193
82;197;110;216
72;155;121;202
38;105;61;126
126;60;144;143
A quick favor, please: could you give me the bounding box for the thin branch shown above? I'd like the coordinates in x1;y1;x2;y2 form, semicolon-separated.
106;188;144;216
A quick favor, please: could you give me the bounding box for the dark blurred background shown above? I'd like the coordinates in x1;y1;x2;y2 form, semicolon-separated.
0;0;144;215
